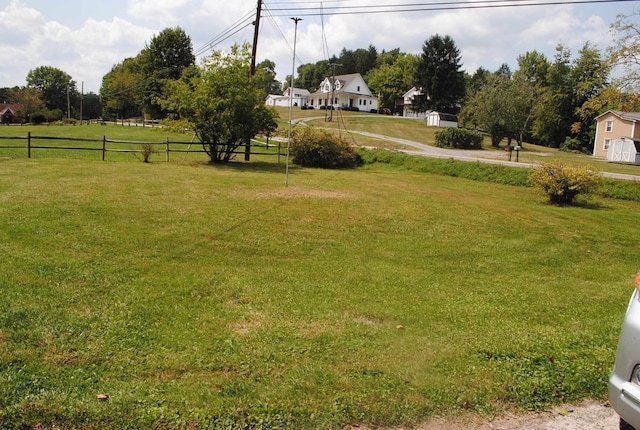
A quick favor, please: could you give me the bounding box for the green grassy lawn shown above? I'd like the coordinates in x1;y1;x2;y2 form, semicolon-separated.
0;148;638;428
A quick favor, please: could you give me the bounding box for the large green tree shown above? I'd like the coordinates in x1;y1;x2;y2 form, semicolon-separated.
254;59;282;95
336;45;378;76
365;53;418;111
100;57;143;119
138;27;195;118
570;42;610;150
165;43;278;163
461;69;536;147
530;45;574;147
609;11;640;91
10;87;46;121
26;66;78;114
414;35;466;114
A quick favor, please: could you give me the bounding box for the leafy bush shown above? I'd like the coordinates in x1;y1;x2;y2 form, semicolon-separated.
30;113;46;124
559;137;587;153
529;161;600;204
290;127;362;168
434;128;483;149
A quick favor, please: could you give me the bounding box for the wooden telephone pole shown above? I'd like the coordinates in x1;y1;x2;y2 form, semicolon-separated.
246;0;263;161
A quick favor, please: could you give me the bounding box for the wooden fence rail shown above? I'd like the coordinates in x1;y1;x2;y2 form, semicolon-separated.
0;133;283;162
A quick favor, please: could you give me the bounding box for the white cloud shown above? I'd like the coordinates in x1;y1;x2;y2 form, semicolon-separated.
0;0;630;96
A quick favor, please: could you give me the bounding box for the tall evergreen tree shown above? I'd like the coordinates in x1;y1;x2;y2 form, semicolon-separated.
414;35;465;114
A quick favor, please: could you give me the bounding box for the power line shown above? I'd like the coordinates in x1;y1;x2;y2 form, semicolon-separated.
265;0;639;16
193;10;256;57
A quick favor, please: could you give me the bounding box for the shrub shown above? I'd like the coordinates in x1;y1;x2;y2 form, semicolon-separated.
529;161;600;204
30;113;46;124
559;137;587;153
140;143;157;163
434;128;483;149
290;127;362;168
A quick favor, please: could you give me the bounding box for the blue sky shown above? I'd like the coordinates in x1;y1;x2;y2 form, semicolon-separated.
1;0;638;94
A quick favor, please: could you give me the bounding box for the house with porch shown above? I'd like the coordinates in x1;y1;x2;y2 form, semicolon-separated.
593;110;640;164
307;73;378;112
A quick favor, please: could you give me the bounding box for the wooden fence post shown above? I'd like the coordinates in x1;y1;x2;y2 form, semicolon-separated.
102;136;106;161
27;131;31;158
166;138;169;162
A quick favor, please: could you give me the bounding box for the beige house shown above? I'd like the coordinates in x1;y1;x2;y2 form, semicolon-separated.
593;110;640;160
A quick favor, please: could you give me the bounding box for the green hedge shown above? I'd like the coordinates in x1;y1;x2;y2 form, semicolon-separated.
291;127;362;168
434;128;483;149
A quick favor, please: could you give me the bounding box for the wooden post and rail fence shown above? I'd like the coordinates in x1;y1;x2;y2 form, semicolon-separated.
0;132;284;162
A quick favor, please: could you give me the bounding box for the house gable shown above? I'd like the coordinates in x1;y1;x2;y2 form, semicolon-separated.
0;103;23;123
318;73;372;97
308;73;378;111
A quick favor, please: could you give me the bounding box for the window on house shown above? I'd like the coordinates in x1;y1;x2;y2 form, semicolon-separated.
357;86;360;92
604;139;611;150
606;120;613;132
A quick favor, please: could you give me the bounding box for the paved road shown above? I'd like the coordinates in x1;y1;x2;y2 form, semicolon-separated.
312;123;640;182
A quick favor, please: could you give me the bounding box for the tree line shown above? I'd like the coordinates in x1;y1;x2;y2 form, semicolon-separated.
3;12;640;154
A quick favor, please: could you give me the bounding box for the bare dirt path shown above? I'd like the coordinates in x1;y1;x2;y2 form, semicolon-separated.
412;401;618;430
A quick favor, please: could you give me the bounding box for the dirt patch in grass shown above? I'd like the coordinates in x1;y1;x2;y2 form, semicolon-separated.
255;188;358;199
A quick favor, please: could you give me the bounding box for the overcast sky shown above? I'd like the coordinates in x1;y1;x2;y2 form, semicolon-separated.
0;0;638;95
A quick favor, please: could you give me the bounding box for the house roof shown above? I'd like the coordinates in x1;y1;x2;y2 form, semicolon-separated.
430;112;458;122
403;87;421;98
0;103;23;114
595;110;640;122
284;87;310;97
327;73;359;86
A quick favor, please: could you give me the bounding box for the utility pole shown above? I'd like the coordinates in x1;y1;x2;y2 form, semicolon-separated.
250;0;262;77
246;0;263;161
327;63;340;122
66;85;70;120
80;81;84;124
286;17;302;187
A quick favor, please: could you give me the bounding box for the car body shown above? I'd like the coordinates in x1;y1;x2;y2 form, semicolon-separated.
609;272;640;430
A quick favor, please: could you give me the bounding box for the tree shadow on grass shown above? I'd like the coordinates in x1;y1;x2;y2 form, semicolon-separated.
545;198;610;211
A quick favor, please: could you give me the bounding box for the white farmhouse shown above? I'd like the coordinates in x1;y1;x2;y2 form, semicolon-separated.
307;73;378;112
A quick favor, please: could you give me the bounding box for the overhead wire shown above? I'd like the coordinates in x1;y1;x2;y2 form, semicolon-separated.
193;10;256;57
265;0;639;16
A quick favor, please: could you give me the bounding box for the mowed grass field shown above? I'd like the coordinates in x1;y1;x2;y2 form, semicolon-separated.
0;121;639;428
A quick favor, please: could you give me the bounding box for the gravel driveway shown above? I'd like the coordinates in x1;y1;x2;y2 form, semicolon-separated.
396;401;618;430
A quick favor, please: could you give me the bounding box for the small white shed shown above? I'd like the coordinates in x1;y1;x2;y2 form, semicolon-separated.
608;137;640;164
427;112;458;128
